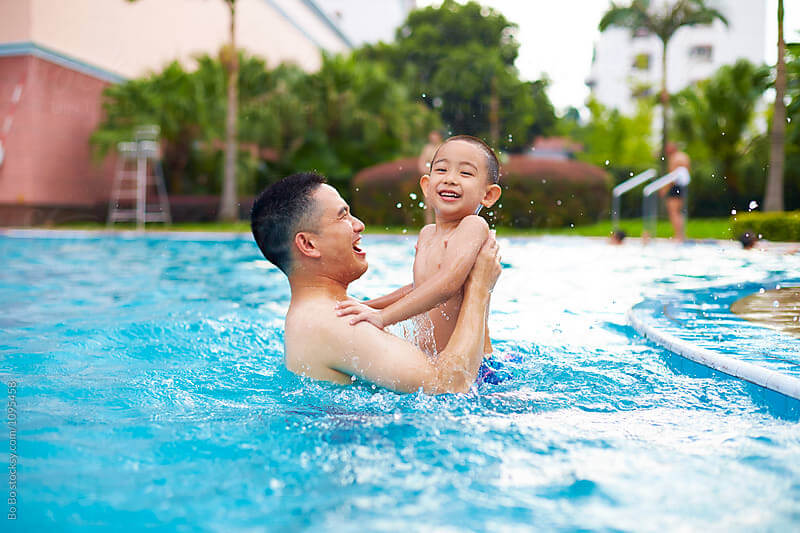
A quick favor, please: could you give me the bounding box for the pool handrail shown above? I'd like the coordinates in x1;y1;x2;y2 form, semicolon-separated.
642;167;690;197
642;167;690;237
611;169;656;229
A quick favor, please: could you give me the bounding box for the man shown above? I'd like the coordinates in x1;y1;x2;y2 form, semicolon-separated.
250;172;501;394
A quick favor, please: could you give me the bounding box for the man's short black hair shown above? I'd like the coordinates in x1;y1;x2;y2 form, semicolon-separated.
251;172;327;274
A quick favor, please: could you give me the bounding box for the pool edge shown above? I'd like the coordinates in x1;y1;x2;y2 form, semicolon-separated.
627;306;800;402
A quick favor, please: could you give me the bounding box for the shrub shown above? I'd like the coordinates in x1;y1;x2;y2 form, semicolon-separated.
495;155;612;228
351;155;612;228
730;211;800;242
351;158;426;228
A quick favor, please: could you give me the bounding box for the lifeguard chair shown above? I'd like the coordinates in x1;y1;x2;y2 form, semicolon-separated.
107;125;171;230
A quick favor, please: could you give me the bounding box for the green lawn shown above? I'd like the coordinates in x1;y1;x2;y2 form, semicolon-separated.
49;218;734;240
494;218;733;240
51;221;252;232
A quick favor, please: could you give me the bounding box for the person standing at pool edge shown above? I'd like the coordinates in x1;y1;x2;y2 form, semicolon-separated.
336;136;501;357
250;172;502;394
659;142;691;242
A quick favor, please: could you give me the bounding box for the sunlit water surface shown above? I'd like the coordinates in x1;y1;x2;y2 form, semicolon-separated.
2;233;800;531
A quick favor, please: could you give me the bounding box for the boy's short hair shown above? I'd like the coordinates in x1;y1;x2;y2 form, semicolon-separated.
431;135;500;184
251;172;327;274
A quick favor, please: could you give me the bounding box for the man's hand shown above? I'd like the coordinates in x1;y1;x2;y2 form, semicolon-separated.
465;232;501;295
335;299;386;329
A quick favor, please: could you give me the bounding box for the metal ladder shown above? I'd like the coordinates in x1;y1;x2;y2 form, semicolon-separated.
107;126;171;230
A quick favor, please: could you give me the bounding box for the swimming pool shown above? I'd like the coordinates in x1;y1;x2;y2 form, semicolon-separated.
2;231;800;531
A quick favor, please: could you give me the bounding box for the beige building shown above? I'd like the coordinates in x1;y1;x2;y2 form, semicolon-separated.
0;0;351;224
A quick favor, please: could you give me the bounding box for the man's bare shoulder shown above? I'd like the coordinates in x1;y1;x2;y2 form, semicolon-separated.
285;298;353;383
285;296;438;392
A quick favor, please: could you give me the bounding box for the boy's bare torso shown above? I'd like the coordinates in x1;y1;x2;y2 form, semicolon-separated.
413;225;465;355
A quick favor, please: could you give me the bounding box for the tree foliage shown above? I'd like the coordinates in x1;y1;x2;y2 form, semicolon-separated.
782;41;800;210
599;0;727;43
564;98;655;172
355;0;555;152
91;52;438;198
599;0;728;173
671;60;771;214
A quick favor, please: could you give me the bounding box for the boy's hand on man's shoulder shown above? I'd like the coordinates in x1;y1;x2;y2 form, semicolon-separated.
335;299;386;329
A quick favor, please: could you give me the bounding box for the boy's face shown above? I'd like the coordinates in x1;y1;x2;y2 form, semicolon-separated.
420;140;501;222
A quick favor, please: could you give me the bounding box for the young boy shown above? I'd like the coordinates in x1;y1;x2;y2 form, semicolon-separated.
336;135;502;357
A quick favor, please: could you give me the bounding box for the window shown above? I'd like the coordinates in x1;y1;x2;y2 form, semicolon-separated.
689;45;713;62
632;53;651;71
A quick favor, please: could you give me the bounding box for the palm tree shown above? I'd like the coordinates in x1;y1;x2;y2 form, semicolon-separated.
126;0;240;220
764;0;785;212
599;0;727;174
218;0;239;221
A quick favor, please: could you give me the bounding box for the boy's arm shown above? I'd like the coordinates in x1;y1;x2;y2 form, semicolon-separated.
378;215;489;326
329;235;501;394
365;283;414;310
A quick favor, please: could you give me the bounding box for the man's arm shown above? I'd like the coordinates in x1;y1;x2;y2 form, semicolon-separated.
339;216;489;328
328;235;501;394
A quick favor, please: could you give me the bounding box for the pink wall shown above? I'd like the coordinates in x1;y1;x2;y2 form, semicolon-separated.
0;55;114;211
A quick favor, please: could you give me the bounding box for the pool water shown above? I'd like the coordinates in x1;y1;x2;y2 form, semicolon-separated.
2;232;800;531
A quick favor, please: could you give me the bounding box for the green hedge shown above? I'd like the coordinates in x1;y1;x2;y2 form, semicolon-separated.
351;158;426;228
729;211;800;241
351;155;612;229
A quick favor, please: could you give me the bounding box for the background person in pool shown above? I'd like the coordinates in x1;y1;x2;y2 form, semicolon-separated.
336;136;502;357
250;172;502;394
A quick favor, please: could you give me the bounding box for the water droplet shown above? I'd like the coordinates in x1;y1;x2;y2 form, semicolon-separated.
409;193;417;200
556;200;562;206
604;160;610;165
418;202;425;208
730;209;737;215
748;200;758;210
396;202;402;208
402;228;408;234
422;92;426;98
773;300;779;308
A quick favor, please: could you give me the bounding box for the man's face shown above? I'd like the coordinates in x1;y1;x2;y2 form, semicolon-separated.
309;184;368;282
422;140;492;221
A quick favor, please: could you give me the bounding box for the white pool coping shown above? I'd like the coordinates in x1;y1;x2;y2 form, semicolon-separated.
628;306;800;401
0;228;254;241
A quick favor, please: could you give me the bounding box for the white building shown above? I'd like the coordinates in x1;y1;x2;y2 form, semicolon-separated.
586;0;766;114
316;0;416;45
